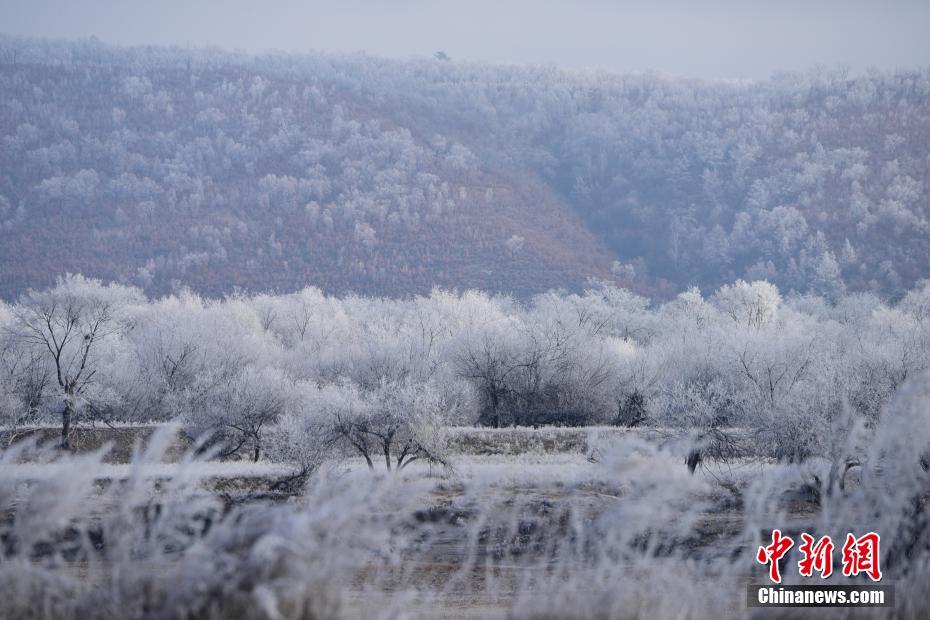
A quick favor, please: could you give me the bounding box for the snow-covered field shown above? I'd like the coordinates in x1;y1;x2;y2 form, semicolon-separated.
2;459;296;482
0;423;923;619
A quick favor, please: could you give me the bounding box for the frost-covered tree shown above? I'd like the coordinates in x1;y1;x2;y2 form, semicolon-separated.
10;275;142;447
712;279;781;330
302;378;452;472
0;273;928;473
181;366;291;462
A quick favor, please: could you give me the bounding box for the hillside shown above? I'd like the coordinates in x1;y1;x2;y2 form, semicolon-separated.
1;36;929;299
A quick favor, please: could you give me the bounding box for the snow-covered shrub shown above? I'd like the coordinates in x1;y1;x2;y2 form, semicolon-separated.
0;431;418;619
180;365;293;462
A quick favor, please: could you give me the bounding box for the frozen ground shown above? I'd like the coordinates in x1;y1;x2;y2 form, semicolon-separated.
2;460;295;482
1;425;850;619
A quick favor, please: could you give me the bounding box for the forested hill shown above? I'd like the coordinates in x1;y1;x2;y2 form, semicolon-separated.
2;36;929;300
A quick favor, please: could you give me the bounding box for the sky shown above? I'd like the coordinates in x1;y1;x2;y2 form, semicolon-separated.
2;0;929;79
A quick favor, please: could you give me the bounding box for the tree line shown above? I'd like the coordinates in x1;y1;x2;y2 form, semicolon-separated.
2;274;928;475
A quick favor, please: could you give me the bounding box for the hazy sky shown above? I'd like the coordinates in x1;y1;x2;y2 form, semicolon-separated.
2;0;929;79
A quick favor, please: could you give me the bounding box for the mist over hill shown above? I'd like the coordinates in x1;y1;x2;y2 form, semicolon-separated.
1;35;929;299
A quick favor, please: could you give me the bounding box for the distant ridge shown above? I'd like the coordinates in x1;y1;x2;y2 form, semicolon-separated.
1;35;928;299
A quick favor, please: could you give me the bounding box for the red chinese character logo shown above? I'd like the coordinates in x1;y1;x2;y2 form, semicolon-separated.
841;532;882;581
798;533;834;578
757;529;794;583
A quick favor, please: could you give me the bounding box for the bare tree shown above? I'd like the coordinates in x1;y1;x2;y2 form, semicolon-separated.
306;379;451;473
181;365;288;462
14;279;128;447
455;329;517;428
0;338;50;443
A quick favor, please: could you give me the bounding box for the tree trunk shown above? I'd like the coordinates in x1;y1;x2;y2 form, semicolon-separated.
61;401;72;449
252;445;261;462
